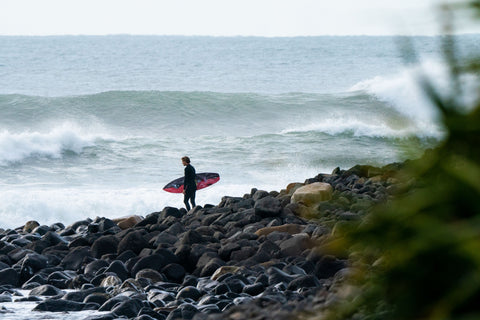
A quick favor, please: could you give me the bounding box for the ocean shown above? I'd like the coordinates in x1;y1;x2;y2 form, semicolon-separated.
1;35;479;230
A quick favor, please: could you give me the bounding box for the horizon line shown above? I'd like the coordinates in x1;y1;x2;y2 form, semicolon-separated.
2;32;480;38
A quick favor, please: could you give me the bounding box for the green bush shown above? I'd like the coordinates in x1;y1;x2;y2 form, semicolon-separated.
326;2;480;320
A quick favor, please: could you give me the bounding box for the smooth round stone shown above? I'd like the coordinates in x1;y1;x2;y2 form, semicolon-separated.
176;286;202;301
29;284;63;296
242;282;265;296
233;296;253;305
214;283;230;295
197;304;220;314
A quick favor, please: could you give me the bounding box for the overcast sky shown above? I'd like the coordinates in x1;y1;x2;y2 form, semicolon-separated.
1;0;479;36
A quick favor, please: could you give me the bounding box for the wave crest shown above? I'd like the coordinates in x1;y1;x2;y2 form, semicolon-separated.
0;122;103;165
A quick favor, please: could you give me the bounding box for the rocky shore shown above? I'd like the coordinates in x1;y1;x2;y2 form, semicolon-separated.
0;163;406;320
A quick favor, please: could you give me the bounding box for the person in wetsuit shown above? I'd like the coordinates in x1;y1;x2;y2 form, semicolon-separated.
181;156;196;211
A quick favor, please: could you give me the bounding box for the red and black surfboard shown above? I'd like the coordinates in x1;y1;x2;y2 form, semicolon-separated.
163;172;220;193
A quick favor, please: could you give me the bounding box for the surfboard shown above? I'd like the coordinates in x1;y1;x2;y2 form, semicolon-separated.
163;172;220;193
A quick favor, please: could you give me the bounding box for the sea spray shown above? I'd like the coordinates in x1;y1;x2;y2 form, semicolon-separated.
0;122;101;165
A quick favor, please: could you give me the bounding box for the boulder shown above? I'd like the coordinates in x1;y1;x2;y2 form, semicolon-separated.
210;266;241;281
0;268;19;286
29;284;64;296
135;268;164;283
114;216;144;230
255;224;305;237
285;182;305;195
22;253;48;271
111;298;145;318
279;233;314;257
60;246;92;271
23;221;40;233
131;254;166;276
84;259;110;276
83;293;110;306
254;196;282;217
42;231;67;246
162;263;186;283
91;235;119;259
104;260;129;281
176;286;202;301
117;230;149;255
291;182;333;217
291;182;333;206
33;299;97;312
286;275;320;291
100;275;122;287
159;207;182;220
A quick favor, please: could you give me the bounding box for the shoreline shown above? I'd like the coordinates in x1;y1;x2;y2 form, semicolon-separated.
0;161;407;320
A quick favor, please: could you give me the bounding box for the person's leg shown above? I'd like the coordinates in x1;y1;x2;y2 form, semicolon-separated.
184;193;191;211
190;191;196;209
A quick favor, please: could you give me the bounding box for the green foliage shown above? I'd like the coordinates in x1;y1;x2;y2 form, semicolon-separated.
326;3;480;320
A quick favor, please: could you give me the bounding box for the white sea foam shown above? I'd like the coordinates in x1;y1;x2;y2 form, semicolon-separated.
0;122;108;165
280;114;441;139
0;169;320;230
350;59;480;122
349;60;444;122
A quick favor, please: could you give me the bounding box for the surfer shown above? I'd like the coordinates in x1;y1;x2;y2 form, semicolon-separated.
181;156;196;211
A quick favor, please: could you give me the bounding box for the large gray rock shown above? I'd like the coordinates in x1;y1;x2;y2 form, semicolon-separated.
0;268;19;286
254;196;282;217
91;235;119;259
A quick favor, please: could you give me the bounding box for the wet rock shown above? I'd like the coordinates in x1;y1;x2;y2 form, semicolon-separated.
255;224;305;237
111;298;145;318
32;225;51;236
242;282;265;296
279;233;314;257
42;231;67;246
136;268;165;283
180;230;205;246
115;215;144;230
132;254;167;276
218;243;240;261
91;235;119;259
314;255;346;279
287;275;321;291
160;207;183;220
178;302;199;319
83;313;116;320
29;284;64;296
117;249;137;262
23;221;40;233
162;263;186;283
84;259;110;276
176;286;203;301
254;196;282;217
105;260;129;281
117;230;150;255
60;246;92;271
47;270;76;289
99;295;130;311
100;275;122;287
83;292;110;305
21;253;48;271
0;268;19;286
33;299;98;311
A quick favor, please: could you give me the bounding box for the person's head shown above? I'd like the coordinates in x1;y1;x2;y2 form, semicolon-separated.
182;156;190;166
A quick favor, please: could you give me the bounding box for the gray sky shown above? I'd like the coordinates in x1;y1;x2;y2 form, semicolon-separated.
1;0;479;36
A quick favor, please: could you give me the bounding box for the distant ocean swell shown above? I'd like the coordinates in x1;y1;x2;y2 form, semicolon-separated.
0;91;440;167
0;87;443;132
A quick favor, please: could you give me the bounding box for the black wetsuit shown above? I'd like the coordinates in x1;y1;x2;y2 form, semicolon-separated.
183;164;196;211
